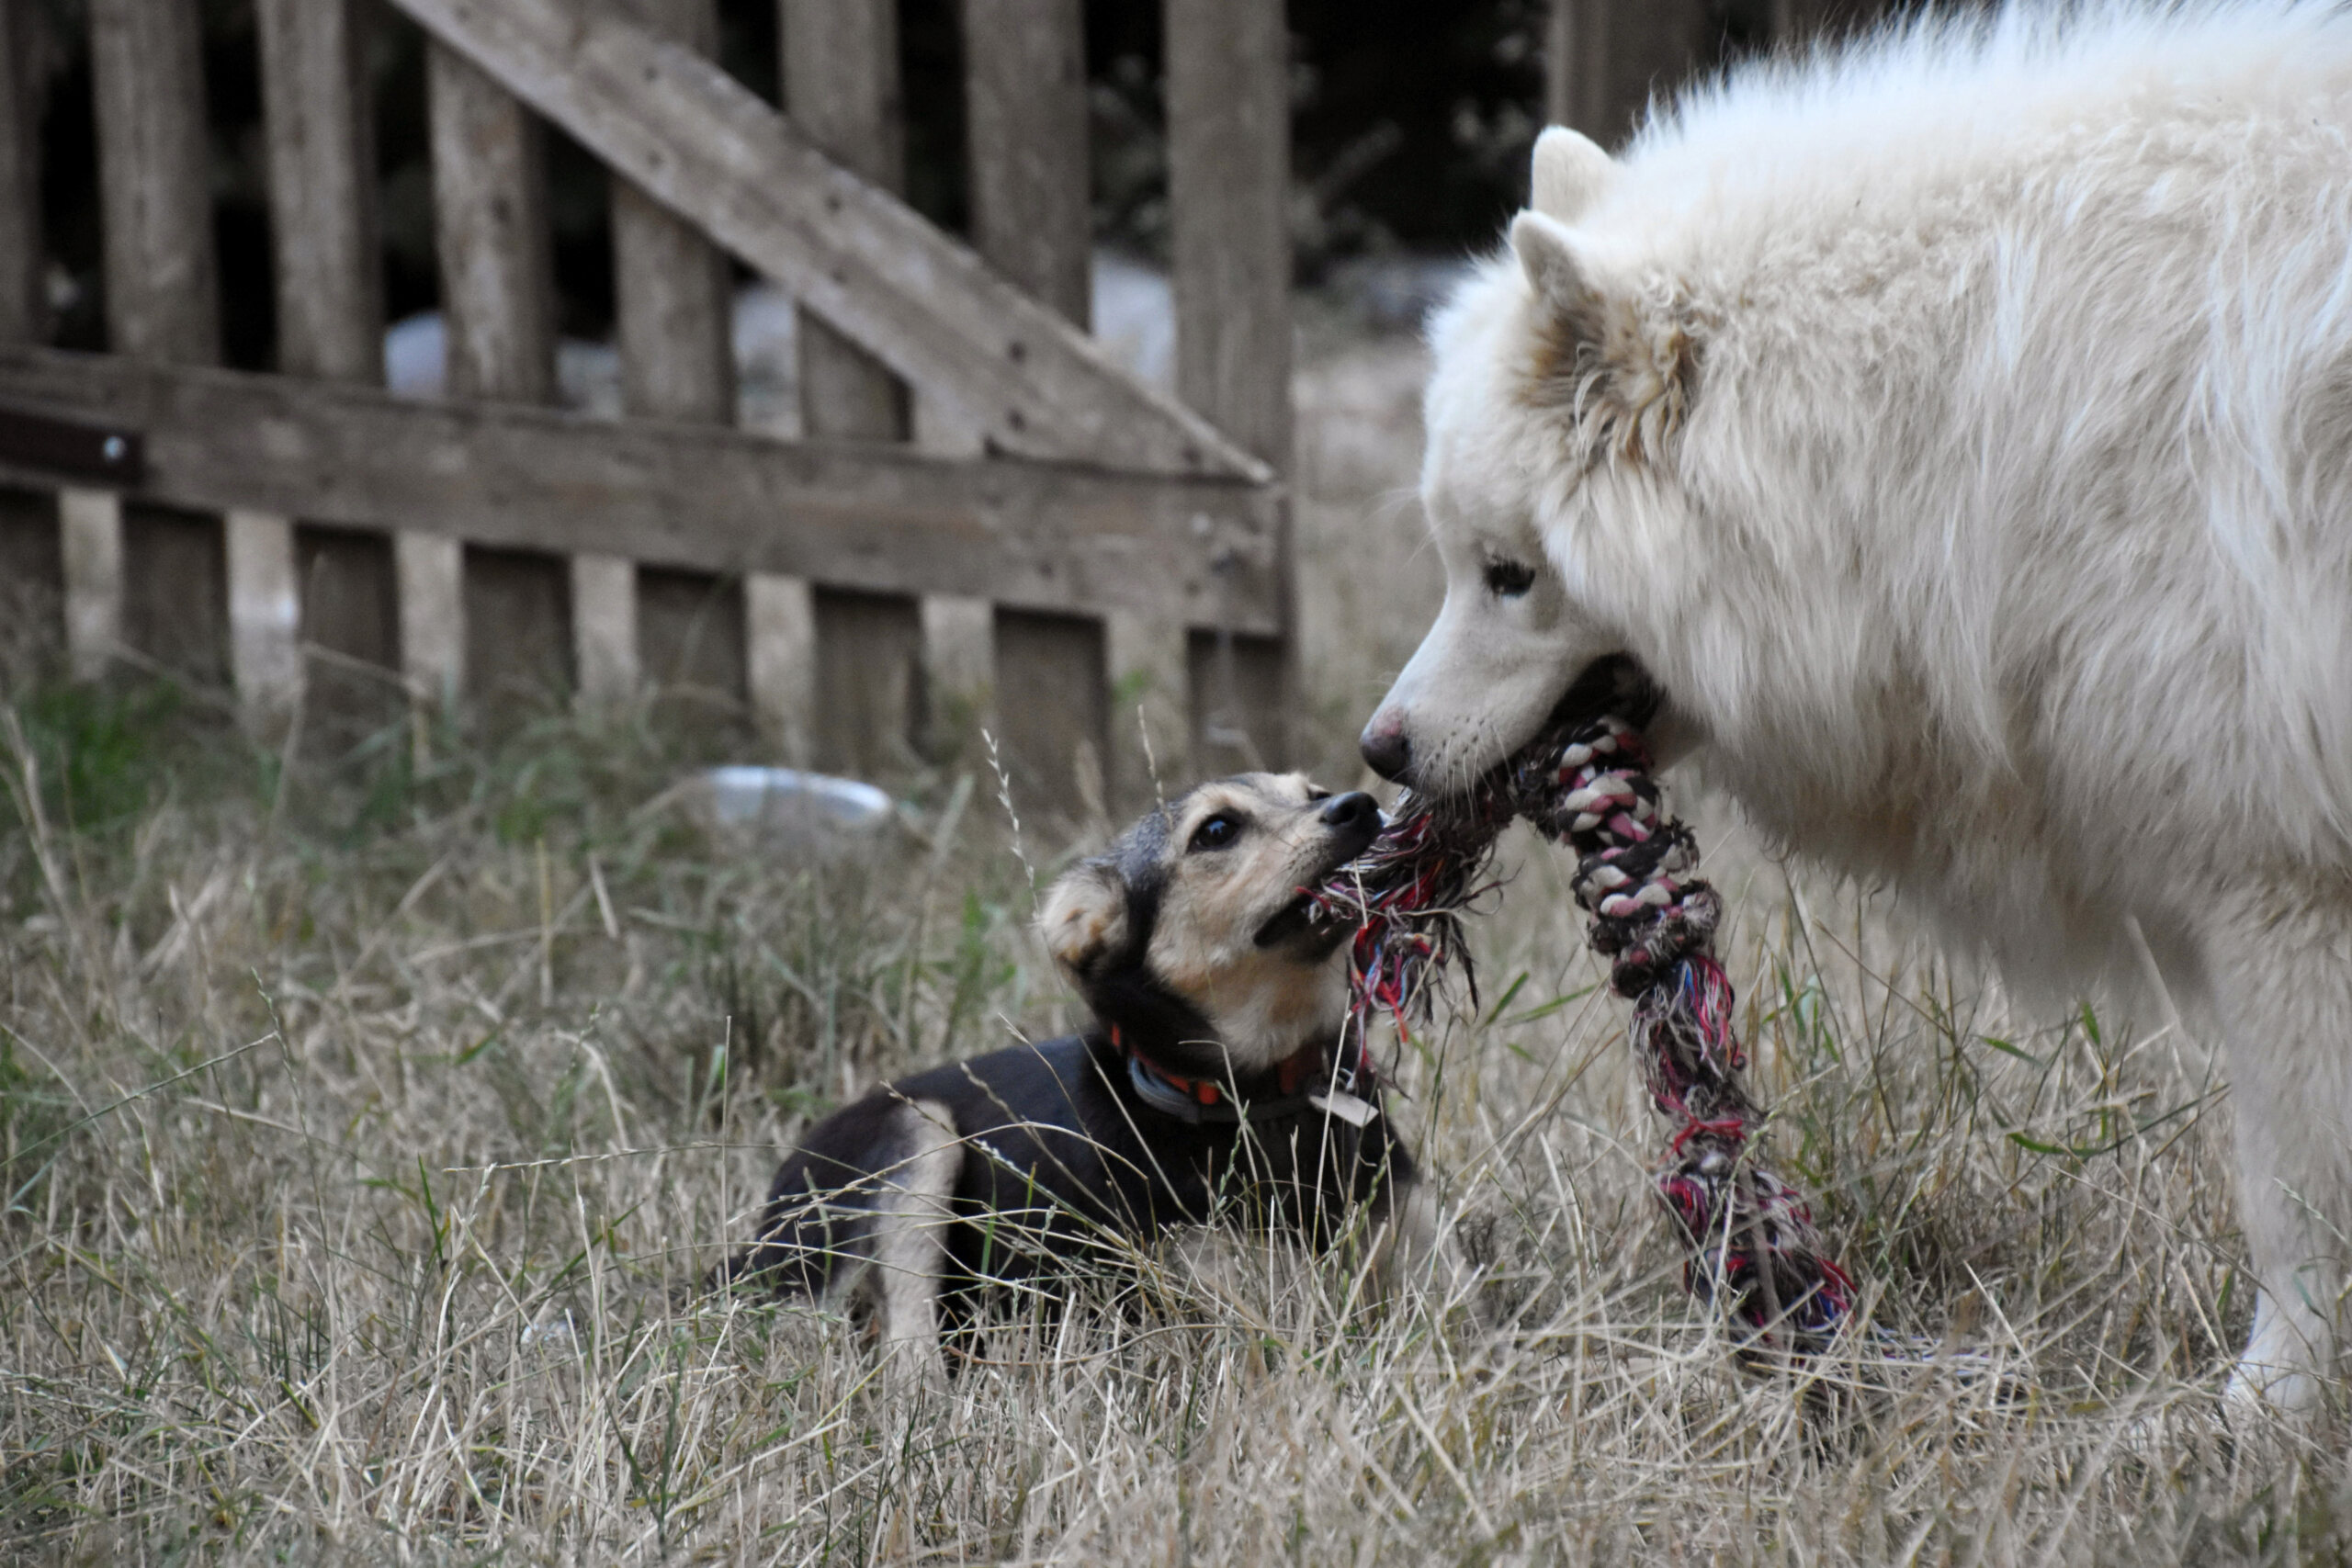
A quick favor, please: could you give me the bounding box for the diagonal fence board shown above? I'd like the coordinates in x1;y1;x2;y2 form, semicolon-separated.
386;0;1264;482
0;348;1283;635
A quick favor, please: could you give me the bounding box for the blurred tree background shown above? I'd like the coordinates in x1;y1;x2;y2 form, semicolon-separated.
4;0;1863;371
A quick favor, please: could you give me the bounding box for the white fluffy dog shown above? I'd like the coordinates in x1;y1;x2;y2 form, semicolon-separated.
1360;1;2352;1414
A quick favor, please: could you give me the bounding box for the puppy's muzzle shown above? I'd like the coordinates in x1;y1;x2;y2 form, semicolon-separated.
1256;792;1384;952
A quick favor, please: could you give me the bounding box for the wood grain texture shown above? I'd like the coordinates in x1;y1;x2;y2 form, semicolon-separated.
465;544;571;709
1165;0;1295;768
639;566;746;716
0;0;45;344
1105;609;1188;807
1187;626;1286;773
959;0;1090;328
395;530;463;702
0;485;62;670
782;0;909;443
1164;0;1291;471
383;0;1261;478
746;571;816;759
919;591;992;756
122;502;225;682
256;0;382;382
813;587;922;774
427;36;567;705
994;608;1106;821
225;512;303;719
89;0;217;365
0;348;1283;633
571;553;639;705
60;487;121;681
612;0;731;423
1545;0;1711;148
225;509;302;718
255;0;392;721
427;40;555;403
296;523;402;723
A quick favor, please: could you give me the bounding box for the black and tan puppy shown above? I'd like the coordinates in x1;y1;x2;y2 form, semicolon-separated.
716;773;1457;1369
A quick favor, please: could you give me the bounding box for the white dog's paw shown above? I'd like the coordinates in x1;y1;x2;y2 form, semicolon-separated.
2221;1356;2324;1427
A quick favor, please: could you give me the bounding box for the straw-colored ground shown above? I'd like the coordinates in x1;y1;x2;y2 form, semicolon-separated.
2;329;2346;1563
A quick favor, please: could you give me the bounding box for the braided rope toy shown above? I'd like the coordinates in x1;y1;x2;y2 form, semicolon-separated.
1313;713;1859;1359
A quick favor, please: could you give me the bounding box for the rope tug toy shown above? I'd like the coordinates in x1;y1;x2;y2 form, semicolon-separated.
1313;707;1859;1360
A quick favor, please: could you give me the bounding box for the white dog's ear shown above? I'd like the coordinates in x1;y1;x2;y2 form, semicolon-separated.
1039;860;1127;977
1511;209;1695;460
1530;127;1614;222
1510;209;1609;337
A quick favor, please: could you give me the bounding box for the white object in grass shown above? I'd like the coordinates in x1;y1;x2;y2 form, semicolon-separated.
697;767;891;835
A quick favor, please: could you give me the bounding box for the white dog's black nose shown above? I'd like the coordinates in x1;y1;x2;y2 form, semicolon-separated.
1319;791;1377;830
1359;721;1410;782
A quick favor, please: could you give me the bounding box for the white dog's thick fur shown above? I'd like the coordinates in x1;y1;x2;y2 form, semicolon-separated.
1365;1;2352;1413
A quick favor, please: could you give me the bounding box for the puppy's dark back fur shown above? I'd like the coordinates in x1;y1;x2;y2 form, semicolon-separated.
720;1031;1413;1303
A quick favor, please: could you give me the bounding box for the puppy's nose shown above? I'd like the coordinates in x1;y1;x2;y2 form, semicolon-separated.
1319;791;1378;830
1359;717;1411;782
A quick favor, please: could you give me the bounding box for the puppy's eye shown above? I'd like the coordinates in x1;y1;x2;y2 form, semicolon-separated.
1188;814;1241;852
1485;558;1537;598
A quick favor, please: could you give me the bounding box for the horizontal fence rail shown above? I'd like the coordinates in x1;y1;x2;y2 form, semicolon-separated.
0;347;1283;634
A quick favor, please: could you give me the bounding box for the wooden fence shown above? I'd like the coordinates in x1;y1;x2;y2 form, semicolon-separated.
1545;0;1895;148
0;0;1889;813
0;0;1295;818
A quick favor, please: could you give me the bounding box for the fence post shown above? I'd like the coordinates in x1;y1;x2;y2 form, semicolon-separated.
776;0;923;772
253;0;383;729
961;0;1090;327
258;0;380;383
780;0;909;444
428;39;571;711
1545;0;1713;147
956;0;1093;795
571;555;638;707
396;532;464;709
607;0;734;717
90;0;217;366
225;510;303;716
1165;0;1293;773
60;491;119;682
614;0;734;425
747;573;816;762
0;0;43;345
80;0;218;684
429;46;554;403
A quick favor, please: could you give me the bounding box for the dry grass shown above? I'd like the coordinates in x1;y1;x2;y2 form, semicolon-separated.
5;332;2350;1564
0;681;2345;1566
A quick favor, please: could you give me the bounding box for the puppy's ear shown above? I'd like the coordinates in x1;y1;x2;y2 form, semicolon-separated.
1038;860;1128;978
1529;127;1615;223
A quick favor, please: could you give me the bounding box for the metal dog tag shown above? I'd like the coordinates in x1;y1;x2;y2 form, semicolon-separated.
1309;1089;1378;1127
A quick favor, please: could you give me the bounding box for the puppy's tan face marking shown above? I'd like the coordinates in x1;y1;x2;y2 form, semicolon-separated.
1038;773;1383;1071
1147;773;1368;1069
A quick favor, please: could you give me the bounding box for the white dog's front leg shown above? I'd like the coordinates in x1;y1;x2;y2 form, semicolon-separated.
2208;896;2352;1419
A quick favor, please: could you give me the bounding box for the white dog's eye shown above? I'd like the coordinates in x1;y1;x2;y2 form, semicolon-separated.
1484;558;1537;598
